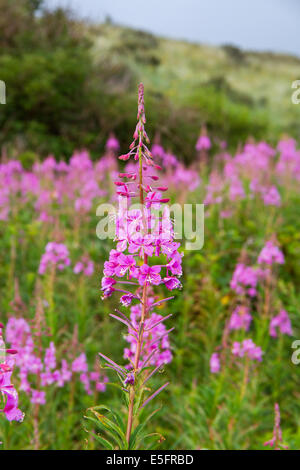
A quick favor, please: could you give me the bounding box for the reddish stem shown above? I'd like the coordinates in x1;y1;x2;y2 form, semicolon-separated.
125;130;148;445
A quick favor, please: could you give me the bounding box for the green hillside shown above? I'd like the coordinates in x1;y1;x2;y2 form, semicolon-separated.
90;23;300;151
0;2;299;160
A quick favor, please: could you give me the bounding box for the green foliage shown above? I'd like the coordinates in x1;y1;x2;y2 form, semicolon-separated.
0;48;104;155
17;150;38;169
0;1;106;156
0;2;299;159
84;405;162;450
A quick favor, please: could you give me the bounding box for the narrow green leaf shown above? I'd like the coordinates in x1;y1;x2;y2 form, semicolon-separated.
93;434;114;450
84;415;123;449
90;409;127;448
129;407;161;449
91;405;125;433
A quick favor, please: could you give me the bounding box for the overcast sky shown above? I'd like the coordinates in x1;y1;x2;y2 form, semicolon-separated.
45;0;300;57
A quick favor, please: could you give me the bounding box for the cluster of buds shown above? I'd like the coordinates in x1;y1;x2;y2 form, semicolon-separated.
264;403;288;450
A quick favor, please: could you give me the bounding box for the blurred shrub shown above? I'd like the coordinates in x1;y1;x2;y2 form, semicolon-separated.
0;0;108;156
0;48;106;155
18;150;38;169
222;44;247;65
118;28;160;65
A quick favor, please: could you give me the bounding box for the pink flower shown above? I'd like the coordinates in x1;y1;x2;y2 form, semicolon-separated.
106;133;120;152
262;186;281;207
115;254;138;278
232;339;263;362
72;353;88;373
270;310;292;337
31;390;46;405
80;373;92;395
73;261;83;274
38;242;70;274
128;234;154;257
138;264;162;286
166;253;183;276
44;342;56;371
157;239;180;259
230;263;261;297
96;380;108;392
173;165;200;192
103;250;122;277
163;277;181;291
228;306;252;331
41;371;55;387
258;241;284;265
73;256;94;276
75;197;92;213
120;293;134;306
0;367;24;421
210;353;220;373
229;177;245;201
196;135;211;151
101;276;116;290
151;143;165;159
232;341;242;357
0;323;23;422
58;360;72;386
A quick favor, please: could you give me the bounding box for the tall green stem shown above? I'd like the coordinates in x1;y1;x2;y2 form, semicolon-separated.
125;136;148;445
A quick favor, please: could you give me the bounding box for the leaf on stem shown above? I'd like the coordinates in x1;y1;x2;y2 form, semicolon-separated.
145;314;173;332
140;382;169;409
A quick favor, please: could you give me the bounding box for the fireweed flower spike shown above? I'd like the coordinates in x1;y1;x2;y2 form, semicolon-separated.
264;403;288;450
94;84;182;449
